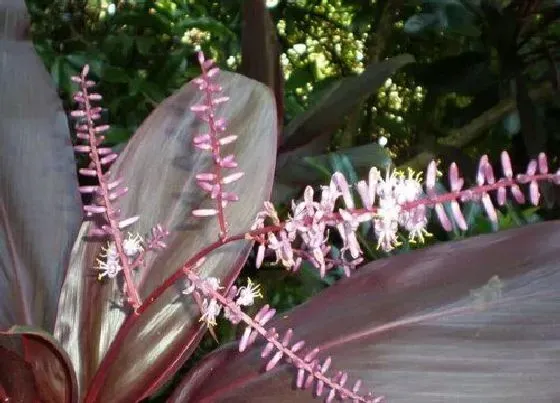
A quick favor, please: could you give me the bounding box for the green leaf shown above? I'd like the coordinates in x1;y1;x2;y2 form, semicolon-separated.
404;13;439;34
280;54;414;153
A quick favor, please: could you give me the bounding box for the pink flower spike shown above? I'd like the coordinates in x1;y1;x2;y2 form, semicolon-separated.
192;209;219;217
332;172;354;209
78;186;99;194
527;159;537;176
501;151;513;177
107;178;123;190
221;192;239;201
190;104;209;112
238;327;253;352
450;201;467;230
218;154;238;168
196;173;217;181
79;168;98;177
218;135;237;145
194;142;212;151
477;155;489;185
109;187;128;201
222;172;244;184
100;153;118;165
193;134;211;144
95;125;110;133
511;184;525;203
481;193;497;222
530;181;540;205
207;67;220;78
212;96;229;105
449;162;464;192
265;351;284;371
426;160;437;193
434;203;452;231
538;152;548;174
83;205;106;214
118;216;139;229
74;145;91;153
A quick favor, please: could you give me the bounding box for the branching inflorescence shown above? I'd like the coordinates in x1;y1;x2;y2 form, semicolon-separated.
73;52;560;402
71;66;169;310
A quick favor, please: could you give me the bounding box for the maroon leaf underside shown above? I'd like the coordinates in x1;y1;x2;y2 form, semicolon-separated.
0;1;82;331
0;326;78;403
171;221;560;402
54;71;277;401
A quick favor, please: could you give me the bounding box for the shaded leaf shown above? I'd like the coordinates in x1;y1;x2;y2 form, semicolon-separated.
54;71;277;401
404;13;439;34
279;54;414;153
0;1;82;331
171;221;560;402
273;143;390;204
0;326;78;402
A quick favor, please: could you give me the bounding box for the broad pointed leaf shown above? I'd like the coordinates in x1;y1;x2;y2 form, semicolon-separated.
54;71;277;401
0;326;78;402
0;1;81;330
171;221;560;402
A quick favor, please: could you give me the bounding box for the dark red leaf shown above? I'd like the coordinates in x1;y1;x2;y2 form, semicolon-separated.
54;71;277;401
171;221;560;402
0;1;82;331
0;326;78;402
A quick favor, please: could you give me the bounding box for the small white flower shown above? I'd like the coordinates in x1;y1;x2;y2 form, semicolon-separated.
96;257;121;279
236;278;262;307
123;232;144;257
200;298;221;326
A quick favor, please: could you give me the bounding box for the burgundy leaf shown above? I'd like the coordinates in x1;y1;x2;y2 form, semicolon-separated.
0;326;78;403
0;0;81;331
54;71;277;400
171;221;560;402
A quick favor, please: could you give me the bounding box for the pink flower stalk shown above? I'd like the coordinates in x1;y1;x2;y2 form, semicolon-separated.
247;151;560;281
71;65;142;308
190;52;244;240
182;269;380;403
71;66;170;311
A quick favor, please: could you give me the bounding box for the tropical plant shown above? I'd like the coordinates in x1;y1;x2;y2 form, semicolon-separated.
2;1;560;402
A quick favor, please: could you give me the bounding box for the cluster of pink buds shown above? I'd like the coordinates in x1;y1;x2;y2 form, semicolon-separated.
190;52;244;239
250;151;560;280
250;166;428;278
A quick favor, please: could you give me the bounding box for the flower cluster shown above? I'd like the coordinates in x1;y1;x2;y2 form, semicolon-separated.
180;266;379;402
190;52;244;239
182;259;262;328
249;151;560;281
250;166;429;278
